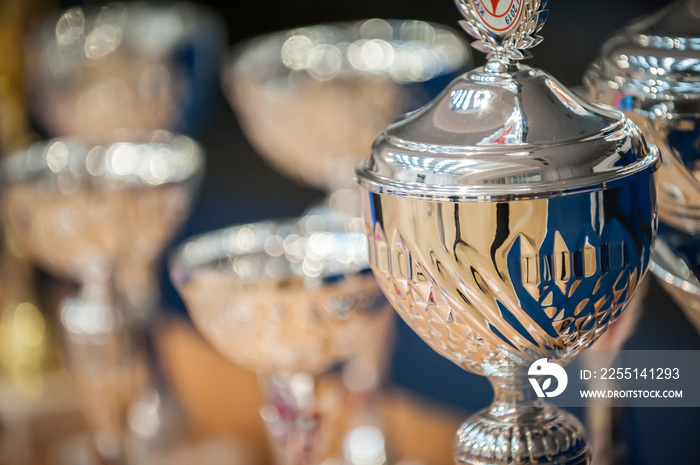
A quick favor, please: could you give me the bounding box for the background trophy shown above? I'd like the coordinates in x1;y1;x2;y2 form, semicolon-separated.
357;1;659;464
170;220;391;465
3;4;223;461
1;132;203;463
224;18;470;209
585;0;700;335
27;1;224;138
223;19;471;464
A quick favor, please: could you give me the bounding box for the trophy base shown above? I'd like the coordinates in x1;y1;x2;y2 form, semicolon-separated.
454;403;590;465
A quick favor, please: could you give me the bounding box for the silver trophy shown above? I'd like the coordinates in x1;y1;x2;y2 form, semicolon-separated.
169;220;391;465
585;0;700;333
1;132;203;462
356;1;659;464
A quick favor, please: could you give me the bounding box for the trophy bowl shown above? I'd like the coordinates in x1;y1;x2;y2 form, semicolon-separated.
357;1;660;463
170;220;391;464
585;0;700;340
2;131;203;305
27;2;224;138
170;221;389;374
224;18;470;192
359;169;658;464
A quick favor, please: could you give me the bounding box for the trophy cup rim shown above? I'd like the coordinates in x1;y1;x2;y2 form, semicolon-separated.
2;130;205;190
30;1;224;57
223;18;471;88
169;219;371;289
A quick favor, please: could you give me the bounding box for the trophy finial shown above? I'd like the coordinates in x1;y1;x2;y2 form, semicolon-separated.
455;0;549;66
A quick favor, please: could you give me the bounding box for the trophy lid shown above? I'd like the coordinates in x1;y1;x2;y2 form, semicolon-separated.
586;0;700;118
357;0;658;201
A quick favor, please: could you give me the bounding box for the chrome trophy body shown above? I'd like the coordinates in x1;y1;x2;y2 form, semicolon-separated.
358;1;659;464
586;0;700;331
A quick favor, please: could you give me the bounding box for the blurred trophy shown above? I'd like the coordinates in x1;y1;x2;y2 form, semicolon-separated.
224;18;470;207
357;1;659;464
223;18;471;463
585;0;700;334
1;132;203;463
2;3;223;462
27;2;224;138
170;220;391;465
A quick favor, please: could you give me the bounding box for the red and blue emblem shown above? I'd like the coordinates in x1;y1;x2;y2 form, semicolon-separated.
469;0;523;35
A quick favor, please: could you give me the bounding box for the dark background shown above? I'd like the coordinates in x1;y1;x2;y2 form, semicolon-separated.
203;0;671;86
53;1;700;463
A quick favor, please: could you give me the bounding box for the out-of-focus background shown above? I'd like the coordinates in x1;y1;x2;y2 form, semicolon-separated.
1;0;698;464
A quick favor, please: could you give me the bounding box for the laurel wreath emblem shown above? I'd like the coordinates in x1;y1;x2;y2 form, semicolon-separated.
455;0;549;61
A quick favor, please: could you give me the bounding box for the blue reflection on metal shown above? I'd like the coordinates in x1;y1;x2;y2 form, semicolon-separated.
506;171;656;351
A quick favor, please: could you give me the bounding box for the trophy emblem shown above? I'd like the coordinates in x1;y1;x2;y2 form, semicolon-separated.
458;0;547;61
469;0;523;34
358;1;659;464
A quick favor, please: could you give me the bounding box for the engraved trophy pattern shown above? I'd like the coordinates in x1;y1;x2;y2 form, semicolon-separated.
367;191;654;374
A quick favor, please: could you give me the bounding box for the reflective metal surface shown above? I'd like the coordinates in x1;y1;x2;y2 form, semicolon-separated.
650;224;700;333
60;295;147;463
28;2;224;137
585;0;700;118
0;131;203;463
363;179;656;371
358;1;660;464
362;182;655;465
225;19;470;191
585;0;700;234
358;66;657;201
0;131;203;462
222;19;433;461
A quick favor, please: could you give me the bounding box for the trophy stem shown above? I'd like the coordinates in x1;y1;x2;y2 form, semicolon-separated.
258;372;329;465
60;283;149;465
487;373;546;420
454;375;591;465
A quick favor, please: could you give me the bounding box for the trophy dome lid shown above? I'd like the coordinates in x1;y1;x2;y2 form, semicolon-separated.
585;0;700;119
358;0;658;201
357;63;657;201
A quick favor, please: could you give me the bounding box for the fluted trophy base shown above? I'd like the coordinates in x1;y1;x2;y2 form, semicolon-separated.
455;402;590;465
